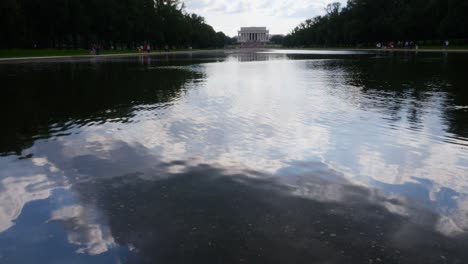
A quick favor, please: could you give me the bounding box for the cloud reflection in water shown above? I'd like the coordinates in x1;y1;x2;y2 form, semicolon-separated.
0;52;468;263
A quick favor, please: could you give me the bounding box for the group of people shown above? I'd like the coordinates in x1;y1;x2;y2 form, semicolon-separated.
376;41;419;49
86;43;194;56
376;40;451;49
87;43;191;55
89;44;101;55
138;44;151;53
138;44;174;53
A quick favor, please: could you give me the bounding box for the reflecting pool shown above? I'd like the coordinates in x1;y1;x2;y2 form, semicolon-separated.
1;50;468;263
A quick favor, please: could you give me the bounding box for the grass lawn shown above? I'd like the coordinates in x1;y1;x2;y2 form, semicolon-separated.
0;48;211;59
3;46;465;59
0;49;142;58
288;45;468;51
416;45;468;50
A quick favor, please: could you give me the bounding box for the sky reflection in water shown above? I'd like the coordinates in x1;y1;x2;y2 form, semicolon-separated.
0;51;468;263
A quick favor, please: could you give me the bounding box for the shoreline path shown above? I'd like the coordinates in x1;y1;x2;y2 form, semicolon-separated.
0;48;467;63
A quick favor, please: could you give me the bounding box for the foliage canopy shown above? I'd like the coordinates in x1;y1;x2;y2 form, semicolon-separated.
284;0;468;47
0;0;233;49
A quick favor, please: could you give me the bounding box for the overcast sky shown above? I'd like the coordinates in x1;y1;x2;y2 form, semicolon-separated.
184;0;347;36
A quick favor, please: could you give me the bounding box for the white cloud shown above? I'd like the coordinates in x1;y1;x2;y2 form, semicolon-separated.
184;0;347;35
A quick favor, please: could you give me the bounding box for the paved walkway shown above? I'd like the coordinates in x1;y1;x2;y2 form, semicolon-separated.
0;49;226;63
1;48;467;63
354;48;468;53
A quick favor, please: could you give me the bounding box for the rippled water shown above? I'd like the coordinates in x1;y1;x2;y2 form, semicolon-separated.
1;51;468;263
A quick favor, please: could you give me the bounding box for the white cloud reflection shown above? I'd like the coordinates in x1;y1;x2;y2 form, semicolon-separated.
50;205;116;255
0;156;67;232
0;55;468;252
0;174;53;232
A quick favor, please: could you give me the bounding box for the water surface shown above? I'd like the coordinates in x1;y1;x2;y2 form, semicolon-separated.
1;50;468;263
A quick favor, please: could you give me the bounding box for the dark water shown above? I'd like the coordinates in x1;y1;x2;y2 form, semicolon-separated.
1;50;468;263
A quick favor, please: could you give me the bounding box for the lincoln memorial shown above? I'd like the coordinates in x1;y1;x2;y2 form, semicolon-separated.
238;27;270;43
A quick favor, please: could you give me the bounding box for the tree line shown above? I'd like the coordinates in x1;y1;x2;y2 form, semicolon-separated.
283;0;468;47
0;0;234;49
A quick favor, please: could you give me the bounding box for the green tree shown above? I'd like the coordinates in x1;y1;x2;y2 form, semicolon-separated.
0;0;232;49
284;0;468;47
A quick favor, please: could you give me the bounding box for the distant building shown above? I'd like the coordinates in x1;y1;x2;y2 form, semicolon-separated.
238;27;270;43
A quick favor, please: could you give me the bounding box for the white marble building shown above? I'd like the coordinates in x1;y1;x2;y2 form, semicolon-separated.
238;27;270;43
